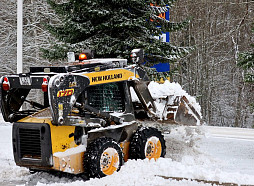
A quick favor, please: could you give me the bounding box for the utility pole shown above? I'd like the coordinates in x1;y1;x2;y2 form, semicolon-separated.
17;0;23;74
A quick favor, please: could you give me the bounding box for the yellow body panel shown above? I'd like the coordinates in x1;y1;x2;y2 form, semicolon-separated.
18;115;84;173
53;151;85;174
18;116;76;154
83;69;139;85
120;141;130;162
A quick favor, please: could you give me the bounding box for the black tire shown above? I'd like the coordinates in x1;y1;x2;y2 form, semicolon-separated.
129;127;166;160
83;137;124;178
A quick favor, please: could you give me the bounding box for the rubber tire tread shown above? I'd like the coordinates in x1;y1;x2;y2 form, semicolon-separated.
83;137;124;178
129;127;166;160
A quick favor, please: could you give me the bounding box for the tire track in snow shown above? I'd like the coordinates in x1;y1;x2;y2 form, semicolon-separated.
156;175;254;186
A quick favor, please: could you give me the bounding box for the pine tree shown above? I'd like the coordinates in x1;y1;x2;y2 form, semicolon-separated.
238;24;254;83
238;24;254;110
43;0;190;68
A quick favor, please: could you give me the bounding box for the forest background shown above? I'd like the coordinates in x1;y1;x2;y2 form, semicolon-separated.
0;0;253;127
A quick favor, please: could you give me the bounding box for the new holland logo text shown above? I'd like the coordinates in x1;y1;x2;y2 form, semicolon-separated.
57;89;74;97
91;73;123;83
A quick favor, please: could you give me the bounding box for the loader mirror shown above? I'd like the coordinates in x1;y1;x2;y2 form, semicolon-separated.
130;49;144;65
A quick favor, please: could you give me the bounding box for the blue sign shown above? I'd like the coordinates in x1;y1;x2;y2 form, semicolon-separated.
152;9;170;72
152;62;170;72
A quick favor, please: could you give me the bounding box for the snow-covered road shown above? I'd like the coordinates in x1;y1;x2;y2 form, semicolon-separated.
1;122;254;186
204;126;254;140
199;126;254;175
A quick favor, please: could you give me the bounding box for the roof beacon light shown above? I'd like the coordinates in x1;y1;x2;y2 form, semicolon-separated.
78;49;94;61
41;77;48;92
79;53;87;61
2;77;10;91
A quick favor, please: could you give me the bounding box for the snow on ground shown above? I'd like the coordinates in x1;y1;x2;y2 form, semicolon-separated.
1;121;254;185
199;126;254;175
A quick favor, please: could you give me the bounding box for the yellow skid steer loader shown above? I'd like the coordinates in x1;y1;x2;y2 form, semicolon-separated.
0;49;201;178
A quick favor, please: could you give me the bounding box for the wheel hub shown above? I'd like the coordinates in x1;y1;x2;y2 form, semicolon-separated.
101;153;110;166
145;136;162;160
100;147;119;175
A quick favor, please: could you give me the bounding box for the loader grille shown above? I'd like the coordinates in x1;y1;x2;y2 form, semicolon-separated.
19;128;42;159
13;122;53;167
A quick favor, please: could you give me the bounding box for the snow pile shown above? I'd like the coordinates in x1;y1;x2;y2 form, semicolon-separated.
148;81;202;118
164;126;205;161
34;126;254;186
35;157;254;186
1;124;254;185
131;80;202;122
148;81;187;99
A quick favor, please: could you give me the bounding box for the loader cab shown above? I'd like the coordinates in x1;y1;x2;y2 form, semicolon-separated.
77;81;135;124
86;82;125;112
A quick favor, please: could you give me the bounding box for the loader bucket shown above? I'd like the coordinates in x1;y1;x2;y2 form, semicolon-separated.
174;96;202;126
132;80;157;116
161;95;202;126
